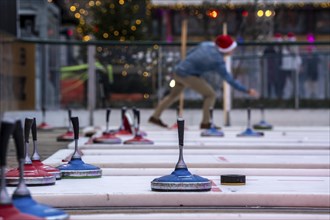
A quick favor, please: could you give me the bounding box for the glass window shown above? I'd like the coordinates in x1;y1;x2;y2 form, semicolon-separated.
315;10;330;34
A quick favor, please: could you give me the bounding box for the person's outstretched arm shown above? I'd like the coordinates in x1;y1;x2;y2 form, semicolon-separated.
217;59;259;97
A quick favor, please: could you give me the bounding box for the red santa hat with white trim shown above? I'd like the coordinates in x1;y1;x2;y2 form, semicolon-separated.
215;35;237;53
287;32;296;41
273;33;282;41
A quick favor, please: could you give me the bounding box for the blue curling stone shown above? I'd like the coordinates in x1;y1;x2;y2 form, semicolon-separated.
151;168;212;191
237;128;264;137
253;120;273;130
57;158;102;178
201;127;224;137
13;195;69;220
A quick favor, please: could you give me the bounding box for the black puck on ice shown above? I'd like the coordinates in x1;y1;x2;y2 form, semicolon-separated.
221;174;246;185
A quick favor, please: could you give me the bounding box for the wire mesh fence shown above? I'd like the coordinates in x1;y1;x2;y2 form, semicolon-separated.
1;38;329;118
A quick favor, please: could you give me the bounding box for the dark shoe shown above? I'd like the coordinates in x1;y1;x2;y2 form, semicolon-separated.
148;116;168;128
200;123;221;129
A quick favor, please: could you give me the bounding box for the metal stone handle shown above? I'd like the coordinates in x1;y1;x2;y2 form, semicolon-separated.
105;108;111;132
209;107;214;124
0;120;15;166
106;108;111;123
260;104;265;120
71;117;79;140
135;109;140;127
132;107;137;115
24;118;33;144
41;107;46;119
32;118;37;141
177;118;184;146
31;117;41;161
67;109;72;131
13;120;25;161
121;107;126;119
68;109;72;119
120;107;127;129
247;107;251;128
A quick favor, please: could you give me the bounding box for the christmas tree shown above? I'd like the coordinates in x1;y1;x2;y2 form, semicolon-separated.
67;0;148;41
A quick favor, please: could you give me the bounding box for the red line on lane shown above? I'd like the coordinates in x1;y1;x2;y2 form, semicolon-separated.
218;156;229;162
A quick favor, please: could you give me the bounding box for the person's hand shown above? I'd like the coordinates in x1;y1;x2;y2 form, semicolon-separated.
248;89;259;98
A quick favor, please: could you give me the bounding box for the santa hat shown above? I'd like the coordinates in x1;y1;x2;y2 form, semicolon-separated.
273;33;282;41
215;35;237;53
287;32;296;41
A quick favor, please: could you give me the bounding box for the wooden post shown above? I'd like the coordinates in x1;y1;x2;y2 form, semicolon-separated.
223;23;227;36
178;18;188;117
87;45;96;126
222;22;232;126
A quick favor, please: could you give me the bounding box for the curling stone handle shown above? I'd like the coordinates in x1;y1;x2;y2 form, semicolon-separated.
121;107;126;119
120;107;126;129
105;108;111;132
31;118;40;160
132;107;137;118
13;120;25;161
67;109;72;130
32;118;37;141
68;109;72;119
260;104;265;120
209;107;213;123
24;118;33;143
247;107;251;128
71;117;79;140
41;106;46;119
177;118;184;146
13;120;30;197
106;108;111;123
135;109;140;127
0;121;15;166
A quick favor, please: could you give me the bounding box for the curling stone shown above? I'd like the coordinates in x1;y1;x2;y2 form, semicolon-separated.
201;108;224;137
6;119;56;186
124;109;153;145
132;107;147;136
9;120;69;219
0;120;43;220
0;204;42;220
113;107;133;135
56;109;74;142
151;118;211;191
253;105;273;130
93;108;121;144
237;108;264;137
31;118;61;180
57;117;102;178
37;107;53;131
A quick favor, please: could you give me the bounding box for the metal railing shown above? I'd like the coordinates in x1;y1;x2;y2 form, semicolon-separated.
1;38;329;121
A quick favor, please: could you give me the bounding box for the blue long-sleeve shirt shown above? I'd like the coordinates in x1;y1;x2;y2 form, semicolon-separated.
174;42;248;93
